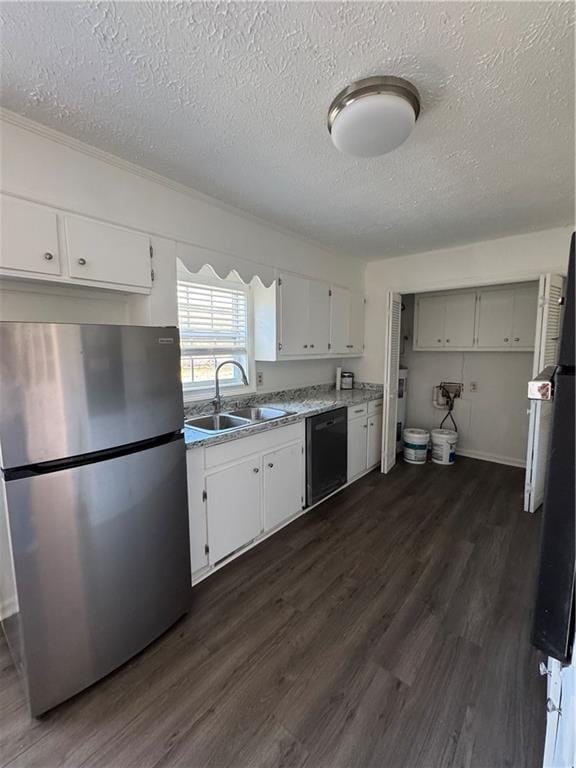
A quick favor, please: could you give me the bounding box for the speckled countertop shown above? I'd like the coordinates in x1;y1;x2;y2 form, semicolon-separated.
184;384;383;449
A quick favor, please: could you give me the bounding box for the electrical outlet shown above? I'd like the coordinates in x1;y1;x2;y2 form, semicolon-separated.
256;371;264;387
469;381;478;393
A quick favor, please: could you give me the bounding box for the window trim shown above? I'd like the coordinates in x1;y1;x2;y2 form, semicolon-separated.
176;268;256;403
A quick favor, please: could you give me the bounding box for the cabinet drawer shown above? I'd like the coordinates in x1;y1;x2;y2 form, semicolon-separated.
205;422;304;469
348;403;368;420
368;399;384;416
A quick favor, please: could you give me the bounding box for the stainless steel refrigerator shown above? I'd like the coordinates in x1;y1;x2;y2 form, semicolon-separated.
0;322;192;716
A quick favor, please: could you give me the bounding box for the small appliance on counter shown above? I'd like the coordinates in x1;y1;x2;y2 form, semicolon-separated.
340;371;354;390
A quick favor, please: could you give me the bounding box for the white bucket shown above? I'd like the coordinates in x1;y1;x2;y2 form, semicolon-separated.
431;429;458;465
403;428;430;465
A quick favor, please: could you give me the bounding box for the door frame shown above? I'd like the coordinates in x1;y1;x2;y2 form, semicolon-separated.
379;270;558;476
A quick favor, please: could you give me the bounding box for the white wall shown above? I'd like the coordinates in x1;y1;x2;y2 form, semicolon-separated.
351;227;573;384
0;113;363;393
400;295;533;466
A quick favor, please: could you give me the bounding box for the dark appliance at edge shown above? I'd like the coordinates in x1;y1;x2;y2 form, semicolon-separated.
0;323;192;716
306;407;348;506
531;234;575;663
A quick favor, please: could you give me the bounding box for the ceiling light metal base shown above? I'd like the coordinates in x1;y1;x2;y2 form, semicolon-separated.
327;76;421;134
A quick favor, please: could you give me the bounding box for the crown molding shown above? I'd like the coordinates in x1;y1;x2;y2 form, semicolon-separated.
0;108;350;260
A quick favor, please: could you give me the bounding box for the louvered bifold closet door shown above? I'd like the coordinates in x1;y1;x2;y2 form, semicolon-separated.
382;293;402;473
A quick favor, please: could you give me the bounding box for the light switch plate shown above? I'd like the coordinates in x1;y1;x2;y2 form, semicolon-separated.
469;381;478;393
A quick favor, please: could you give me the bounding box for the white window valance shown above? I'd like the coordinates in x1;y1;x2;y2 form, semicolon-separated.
175;242;276;288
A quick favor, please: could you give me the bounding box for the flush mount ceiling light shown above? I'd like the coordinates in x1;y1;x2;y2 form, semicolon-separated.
327;76;421;158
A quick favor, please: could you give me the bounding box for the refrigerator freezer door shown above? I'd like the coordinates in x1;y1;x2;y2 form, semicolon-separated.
3;437;191;716
0;323;184;469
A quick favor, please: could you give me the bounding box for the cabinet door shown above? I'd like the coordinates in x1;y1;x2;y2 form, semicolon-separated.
348;417;368;481
1;196;61;277
65;216;151;289
476;289;514;348
279;274;310;355
349;293;365;354
511;287;538;349
415;295;445;349
367;414;383;469
444;292;476;348
187;450;208;576
308;280;331;355
263;442;303;531
330;286;350;354
206;458;261;564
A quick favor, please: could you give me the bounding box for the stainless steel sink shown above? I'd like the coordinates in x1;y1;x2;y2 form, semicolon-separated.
228;407;291;422
184;413;252;433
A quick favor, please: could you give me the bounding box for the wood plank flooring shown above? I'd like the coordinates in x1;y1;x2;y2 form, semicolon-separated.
0;457;546;768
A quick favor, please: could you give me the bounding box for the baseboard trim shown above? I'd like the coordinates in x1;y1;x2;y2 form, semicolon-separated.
457;449;526;468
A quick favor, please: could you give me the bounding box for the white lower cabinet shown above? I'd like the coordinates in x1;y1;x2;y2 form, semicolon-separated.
205;457;262;565
348;417;368;482
347;400;384;482
367;413;383;469
263;442;304;531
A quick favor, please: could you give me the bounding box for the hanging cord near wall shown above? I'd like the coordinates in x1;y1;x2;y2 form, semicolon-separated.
439;384;458;431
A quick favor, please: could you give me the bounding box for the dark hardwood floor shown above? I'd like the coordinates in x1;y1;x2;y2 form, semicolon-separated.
0;457;546;768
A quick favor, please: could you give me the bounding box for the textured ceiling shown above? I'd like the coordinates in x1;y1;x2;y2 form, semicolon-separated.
0;1;574;259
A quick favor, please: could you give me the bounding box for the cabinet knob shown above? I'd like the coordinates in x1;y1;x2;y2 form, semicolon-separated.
43;252;54;261
253;467;259;473
446;339;450;343
363;424;367;429
504;337;509;342
514;337;520;342
310;344;315;348
267;462;274;468
437;339;442;343
303;344;308;349
77;257;87;266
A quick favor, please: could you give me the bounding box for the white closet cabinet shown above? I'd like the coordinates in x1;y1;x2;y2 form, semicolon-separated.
414;285;538;352
348;416;368;482
205;457;262;565
476;289;515;348
367;411;383;469
64;216;152;291
1;196;62;278
476;285;538;350
414;292;476;350
262;442;304;531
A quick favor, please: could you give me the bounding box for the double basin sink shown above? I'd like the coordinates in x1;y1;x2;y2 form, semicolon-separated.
185;406;292;434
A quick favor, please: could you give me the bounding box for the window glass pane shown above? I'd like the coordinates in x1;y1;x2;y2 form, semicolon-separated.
177;278;249;392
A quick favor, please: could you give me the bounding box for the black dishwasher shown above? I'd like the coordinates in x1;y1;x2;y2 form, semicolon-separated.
306;407;348;506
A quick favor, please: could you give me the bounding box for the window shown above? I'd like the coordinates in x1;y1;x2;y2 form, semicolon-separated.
177;275;251;394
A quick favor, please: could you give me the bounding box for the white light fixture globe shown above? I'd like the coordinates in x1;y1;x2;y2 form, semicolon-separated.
328;76;420;158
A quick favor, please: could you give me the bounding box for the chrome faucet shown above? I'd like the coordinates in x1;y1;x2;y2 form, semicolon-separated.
212;360;249;413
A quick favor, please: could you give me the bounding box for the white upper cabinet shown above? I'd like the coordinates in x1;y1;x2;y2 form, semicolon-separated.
414;284;537;352
444;292;476;348
415;295;446;349
476;289;515;348
65;216;152;290
254;274;363;361
308;279;331;355
511;286;539;349
0;193;152;294
1;196;61;277
330;286;365;354
329;285;350;354
349;292;366;354
278;273;311;355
